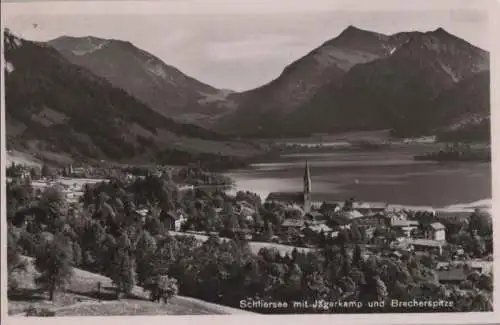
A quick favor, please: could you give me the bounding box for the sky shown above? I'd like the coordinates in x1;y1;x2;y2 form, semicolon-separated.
2;0;494;91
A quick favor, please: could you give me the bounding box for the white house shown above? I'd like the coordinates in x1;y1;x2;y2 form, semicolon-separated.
427;222;446;241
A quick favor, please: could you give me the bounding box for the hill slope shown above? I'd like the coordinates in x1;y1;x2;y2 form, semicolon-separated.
49;36;237;126
214;27;489;139
4;31;259;166
9;256;253;316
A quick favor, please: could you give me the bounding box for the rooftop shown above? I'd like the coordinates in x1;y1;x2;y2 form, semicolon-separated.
391;219;419;227
430;222;446;230
266;191;304;203
282;218;305;228
438;269;468;282
308;224;333;233
341;210;364;219
410;239;445;247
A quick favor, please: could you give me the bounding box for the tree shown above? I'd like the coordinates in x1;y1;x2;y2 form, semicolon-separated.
352;244;363;268
41;164;54;178
135;231;158;287
72;241;82;267
109;248;135;298
150;275;179;303
34;234;74;301
468;209;492;237
7;227;26;292
39;187;68;229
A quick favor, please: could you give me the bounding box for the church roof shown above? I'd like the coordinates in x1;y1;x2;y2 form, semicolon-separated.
266;191;304;203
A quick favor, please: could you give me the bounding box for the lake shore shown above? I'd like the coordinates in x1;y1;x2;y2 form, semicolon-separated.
227;181;491;213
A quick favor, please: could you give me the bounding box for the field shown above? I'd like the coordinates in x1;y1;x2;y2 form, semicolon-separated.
8;257;254;316
172;231;314;255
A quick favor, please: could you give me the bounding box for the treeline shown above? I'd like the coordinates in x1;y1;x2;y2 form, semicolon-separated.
436;119;491;143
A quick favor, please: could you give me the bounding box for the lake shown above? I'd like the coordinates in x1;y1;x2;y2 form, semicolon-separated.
226;144;491;211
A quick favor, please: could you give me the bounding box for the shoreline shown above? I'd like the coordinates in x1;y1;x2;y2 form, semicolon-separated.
226;183;491;213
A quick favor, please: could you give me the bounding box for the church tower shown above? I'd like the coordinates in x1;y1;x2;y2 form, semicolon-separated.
303;160;312;213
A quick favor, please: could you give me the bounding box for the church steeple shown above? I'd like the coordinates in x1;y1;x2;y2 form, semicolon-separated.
303;160;311;213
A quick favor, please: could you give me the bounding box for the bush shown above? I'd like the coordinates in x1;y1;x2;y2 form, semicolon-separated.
150;275;179;303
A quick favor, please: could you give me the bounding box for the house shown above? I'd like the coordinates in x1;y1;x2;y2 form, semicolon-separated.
437;268;468;285
239;206;256;219
285;204;305;216
308;223;333;235
305;211;326;224
390;219;419;238
426;222;446;241
160;210;185;231
329;214;352;229
410;239;446;255
341;209;364;220
390;237;412;250
389;251;403;259
353;213;386;227
266;192;304;205
350;202;388;215
462;260;493;274
364;227;377;240
134;208;149;223
386;209;409;222
281;218;305;230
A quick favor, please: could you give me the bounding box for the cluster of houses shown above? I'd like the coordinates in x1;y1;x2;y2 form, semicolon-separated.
276;199;447;253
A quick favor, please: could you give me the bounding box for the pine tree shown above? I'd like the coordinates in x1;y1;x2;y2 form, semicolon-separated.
34;234;74;301
135;230;158;288
109;248;135;299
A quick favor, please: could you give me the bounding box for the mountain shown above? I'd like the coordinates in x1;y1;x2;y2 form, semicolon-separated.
4;31;259;167
214;26;411;136
214;27;489;139
431;71;490;142
48;36;236;127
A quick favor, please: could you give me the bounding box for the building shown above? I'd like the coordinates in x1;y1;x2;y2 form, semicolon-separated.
391;219;419;238
352;202;388;215
437;269;468;285
281;218;305;230
410;239;445;255
266;161;312;214
426;222;446;241
341;209;364;220
308;223;333;235
305;211;325;224
160;210;186;231
353;213;386;227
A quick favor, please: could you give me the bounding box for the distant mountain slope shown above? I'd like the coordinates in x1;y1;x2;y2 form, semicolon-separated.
214;26;411;135
214;27;489;139
48;36;236;126
4;31;258;166
431;71;490;142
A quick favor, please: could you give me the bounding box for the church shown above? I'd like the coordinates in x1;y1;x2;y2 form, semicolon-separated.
265;161;313;214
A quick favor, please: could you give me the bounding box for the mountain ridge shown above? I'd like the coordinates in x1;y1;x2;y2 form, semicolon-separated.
48;35;237;127
4;30;259;168
213;26;489;139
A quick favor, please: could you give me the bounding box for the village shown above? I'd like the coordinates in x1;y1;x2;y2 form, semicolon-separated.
6;159;493;294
